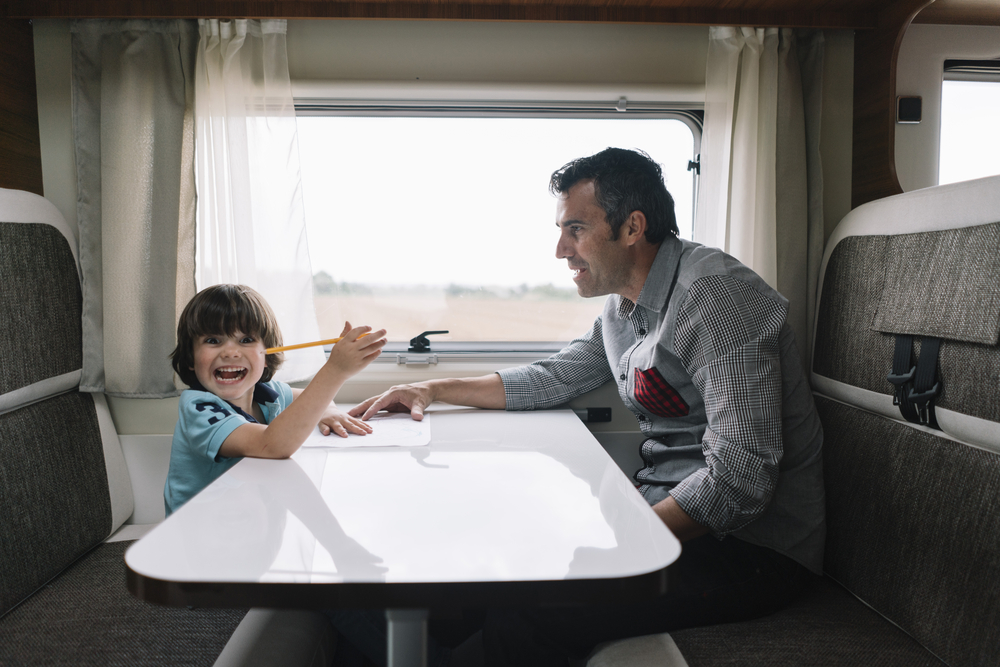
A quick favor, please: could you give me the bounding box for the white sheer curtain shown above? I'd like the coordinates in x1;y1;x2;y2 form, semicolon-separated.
696;27;825;368
696;27;780;287
194;18;323;382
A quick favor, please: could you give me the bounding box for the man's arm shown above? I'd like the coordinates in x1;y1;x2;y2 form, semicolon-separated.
351;316;613;421
666;275;787;537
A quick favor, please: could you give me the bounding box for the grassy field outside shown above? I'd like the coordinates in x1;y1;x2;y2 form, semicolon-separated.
312;291;607;343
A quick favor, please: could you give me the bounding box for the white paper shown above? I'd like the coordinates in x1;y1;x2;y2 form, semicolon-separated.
302;412;431;449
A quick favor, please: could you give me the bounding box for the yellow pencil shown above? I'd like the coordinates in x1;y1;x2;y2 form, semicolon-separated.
265;333;370;355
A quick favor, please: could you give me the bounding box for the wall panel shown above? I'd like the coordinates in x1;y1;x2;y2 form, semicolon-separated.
0;19;43;195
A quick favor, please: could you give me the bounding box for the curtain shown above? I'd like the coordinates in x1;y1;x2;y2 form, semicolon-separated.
695;27;825;369
71;20;198;397
194;19;323;382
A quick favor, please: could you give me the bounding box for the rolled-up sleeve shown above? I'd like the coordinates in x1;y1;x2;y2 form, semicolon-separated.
668;275;786;536
498;316;614;411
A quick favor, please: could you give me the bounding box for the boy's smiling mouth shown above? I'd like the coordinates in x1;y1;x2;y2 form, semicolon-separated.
215;367;248;383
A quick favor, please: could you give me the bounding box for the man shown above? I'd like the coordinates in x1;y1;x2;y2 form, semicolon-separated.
350;148;825;665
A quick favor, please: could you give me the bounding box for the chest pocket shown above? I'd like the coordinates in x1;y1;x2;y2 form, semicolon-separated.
634;367;689;418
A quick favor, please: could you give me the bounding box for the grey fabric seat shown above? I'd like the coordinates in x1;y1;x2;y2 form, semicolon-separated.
0;541;245;666
0;189;250;666
671;575;943;667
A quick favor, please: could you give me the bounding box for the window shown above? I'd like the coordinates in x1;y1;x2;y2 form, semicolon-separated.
295;100;699;350
939;60;1000;185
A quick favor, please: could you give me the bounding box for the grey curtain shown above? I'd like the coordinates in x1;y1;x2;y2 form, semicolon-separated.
775;30;826;371
71;20;198;397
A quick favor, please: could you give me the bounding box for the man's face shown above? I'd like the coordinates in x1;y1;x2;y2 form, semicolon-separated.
555;180;632;298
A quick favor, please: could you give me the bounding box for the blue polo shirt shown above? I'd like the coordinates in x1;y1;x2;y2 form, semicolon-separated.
163;380;294;516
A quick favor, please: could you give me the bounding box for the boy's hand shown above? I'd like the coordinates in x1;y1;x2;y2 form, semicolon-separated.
325;321;387;375
318;407;373;438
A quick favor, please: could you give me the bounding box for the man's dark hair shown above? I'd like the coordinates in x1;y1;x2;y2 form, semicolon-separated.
549;147;678;243
170;284;284;388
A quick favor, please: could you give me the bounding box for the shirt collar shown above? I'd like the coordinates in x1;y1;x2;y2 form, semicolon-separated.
615;236;683;319
187;378;279;406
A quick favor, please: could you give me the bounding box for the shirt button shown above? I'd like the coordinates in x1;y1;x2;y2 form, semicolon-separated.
619;374;626;381
638;329;646;336
637;414;646;421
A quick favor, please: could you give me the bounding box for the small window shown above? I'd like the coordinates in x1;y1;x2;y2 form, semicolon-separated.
940;60;1000;185
296;110;699;348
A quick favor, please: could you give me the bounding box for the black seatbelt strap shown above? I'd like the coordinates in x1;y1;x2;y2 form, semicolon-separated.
887;335;920;424
909;336;942;429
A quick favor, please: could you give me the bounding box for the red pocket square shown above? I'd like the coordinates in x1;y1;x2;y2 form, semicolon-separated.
634;367;689;418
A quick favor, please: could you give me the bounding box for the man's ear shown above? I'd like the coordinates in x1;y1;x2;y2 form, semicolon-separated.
623;211;648;246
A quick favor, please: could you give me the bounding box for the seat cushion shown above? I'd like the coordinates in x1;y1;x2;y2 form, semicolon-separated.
0;540;247;666
1;391;112;614
669;576;944;667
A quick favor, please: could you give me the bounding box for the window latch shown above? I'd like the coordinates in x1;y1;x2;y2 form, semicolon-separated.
687;153;701;175
408;330;449;352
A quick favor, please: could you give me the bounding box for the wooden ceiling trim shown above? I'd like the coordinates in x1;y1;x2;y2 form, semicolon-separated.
913;4;1000;26
3;1;879;28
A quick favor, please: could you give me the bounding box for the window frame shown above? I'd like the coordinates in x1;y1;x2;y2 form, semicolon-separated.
292;81;703;365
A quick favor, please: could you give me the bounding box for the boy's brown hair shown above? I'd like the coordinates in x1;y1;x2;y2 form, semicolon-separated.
170;284;284;388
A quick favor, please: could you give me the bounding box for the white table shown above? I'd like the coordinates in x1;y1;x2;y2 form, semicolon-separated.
126;407;681;666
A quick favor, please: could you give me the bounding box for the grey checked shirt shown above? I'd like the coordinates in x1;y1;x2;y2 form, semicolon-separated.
498;236;826;573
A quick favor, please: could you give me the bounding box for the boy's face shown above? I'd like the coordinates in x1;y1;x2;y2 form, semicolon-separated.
191;331;267;408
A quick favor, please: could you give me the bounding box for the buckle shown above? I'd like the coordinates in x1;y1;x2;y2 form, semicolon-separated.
887;366;916;405
908;382;941;425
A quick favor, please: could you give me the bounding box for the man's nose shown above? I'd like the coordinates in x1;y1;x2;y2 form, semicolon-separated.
555;235;570;259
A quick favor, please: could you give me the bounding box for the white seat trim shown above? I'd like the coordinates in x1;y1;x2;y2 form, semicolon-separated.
586;632;689;667
811;373;1000;456
0;187;80;278
0;370;81;416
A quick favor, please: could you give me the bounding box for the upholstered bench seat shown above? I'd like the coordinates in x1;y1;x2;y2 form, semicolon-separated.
0;541;246;666
669;576;944;667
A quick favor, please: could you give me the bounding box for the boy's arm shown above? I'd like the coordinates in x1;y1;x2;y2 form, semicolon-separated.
219;325;386;458
289;388;372;437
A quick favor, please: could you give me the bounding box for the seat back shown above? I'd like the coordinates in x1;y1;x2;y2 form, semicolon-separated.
811;175;1000;666
0;188;132;616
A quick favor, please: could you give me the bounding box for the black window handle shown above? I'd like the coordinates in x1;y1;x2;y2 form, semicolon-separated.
408;330;449;353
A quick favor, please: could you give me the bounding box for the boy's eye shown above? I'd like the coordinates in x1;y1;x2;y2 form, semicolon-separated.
204;336;219;345
241;336;256;344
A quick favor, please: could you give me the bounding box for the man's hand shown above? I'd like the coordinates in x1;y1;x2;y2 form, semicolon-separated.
348;382;436;422
318;407;373;438
652;495;710;542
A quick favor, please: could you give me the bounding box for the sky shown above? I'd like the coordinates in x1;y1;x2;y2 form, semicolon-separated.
296;116;695;289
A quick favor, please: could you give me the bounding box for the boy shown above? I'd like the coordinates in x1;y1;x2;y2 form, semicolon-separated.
164;284;386;516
